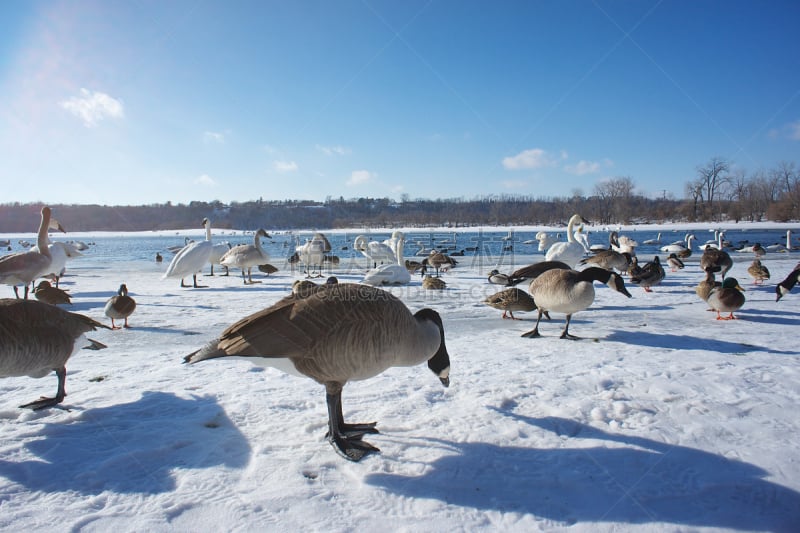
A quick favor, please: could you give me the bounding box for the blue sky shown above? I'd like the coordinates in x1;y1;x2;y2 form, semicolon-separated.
1;0;799;206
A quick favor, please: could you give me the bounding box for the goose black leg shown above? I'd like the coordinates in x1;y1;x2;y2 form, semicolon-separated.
20;367;67;410
192;274;207;288
325;388;379;461
560;314;580;340
521;309;545;338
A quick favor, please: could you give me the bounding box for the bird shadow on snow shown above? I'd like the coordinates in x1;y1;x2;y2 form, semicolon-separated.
0;391;250;495
604;330;800;356
366;411;800;531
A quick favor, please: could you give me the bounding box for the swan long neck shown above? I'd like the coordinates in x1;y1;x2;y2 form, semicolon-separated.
396;238;404;265
37;207;52;258
566;215;578;244
204;220;212;241
254;230;264;252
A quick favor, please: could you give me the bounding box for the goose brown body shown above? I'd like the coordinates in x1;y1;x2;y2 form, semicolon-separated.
0;298;109;409
184;283;450;461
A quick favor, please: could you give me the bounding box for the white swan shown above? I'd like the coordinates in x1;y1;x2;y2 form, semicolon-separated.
545;214;589;268
661;234;695;255
535;231;555;253
296;234;327;278
163;218;214;288
184;282;451;461
642;232;662;245
354;235;396;268
208;241;232;275
363;235;411;286
0;206;54;298
220;228;271;284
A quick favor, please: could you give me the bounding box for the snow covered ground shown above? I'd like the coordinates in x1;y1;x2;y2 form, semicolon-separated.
1;230;800;532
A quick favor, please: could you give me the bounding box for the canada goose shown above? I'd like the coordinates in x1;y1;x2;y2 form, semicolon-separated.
700;247;733;279
208;241;232;276
363;236;410;286
422;275;447;290
163;218;214;288
522;267;632;339
504;261;571;286
0;298;109;409
707;277;745;320
747;259;770;285
421;251;457;277
483;287;539;319
630;256;666;292
666;253;685;272
354;235;396;268
33;280;71;305
545;214;590;267
0;206;55;299
104;284;136;329
220;228;272;284
775;266;800;302
579;233;630;273
184;283;451;461
696;267;721;305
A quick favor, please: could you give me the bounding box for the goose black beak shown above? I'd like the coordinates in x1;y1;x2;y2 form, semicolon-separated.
440;376;450;388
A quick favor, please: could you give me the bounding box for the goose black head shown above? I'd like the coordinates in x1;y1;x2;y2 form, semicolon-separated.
414;308;450;387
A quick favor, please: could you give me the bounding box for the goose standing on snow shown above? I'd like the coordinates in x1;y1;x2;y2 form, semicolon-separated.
0;206;55;299
0;298;109;409
220;228;272;284
104;283;136;329
522;267;632;339
184;283;451;461
707;277;745;320
545;214;590;268
775;265;800;302
163;218;215;288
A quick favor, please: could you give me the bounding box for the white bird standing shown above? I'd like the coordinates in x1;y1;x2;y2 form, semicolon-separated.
0;298;109;409
0;206;55;299
163;218;214;288
208;241;232;276
220;228;272;284
363;234;411;286
354;235;396;268
545;214;590;268
296;235;327;278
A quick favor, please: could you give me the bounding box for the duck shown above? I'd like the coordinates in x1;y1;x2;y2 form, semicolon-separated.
700;246;733;279
0;298;109;409
33;280;71;305
422;275;447;290
522;267;632;339
163;218;215;288
220;228;272;284
405;259;424;275
696;267;721;305
747;259;770;285
707;277;745;320
666;253;685;272
0;206;55;299
184;283;451;461
104;283;136;329
258;263;279;276
630;256;666;292
488;269;512;285
155;252;163;263
775;265;800;302
578;233;630;273
545;214;590;268
483;287;539;319
354;235;396;268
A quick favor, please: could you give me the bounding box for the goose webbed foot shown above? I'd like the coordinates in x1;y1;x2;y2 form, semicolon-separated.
521;328;541;338
328;433;380;461
560;331;581;340
326;421;379;440
19;395;67;410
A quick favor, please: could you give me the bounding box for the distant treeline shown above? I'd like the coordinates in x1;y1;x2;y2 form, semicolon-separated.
2;158;798;232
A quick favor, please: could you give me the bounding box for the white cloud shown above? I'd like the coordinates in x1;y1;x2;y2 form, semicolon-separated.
204;131;225;144
502;148;558;170
274;160;298;173
194;174;216;186
316;144;351;156
60;88;124;127
347;170;375;186
564;160;601;175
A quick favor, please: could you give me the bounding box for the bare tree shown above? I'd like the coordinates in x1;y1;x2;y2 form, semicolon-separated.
695;157;731;220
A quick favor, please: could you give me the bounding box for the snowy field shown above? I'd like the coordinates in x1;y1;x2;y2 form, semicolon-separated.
1;227;800;532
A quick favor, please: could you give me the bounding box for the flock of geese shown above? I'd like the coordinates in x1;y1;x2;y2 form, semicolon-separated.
2;207;799;461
